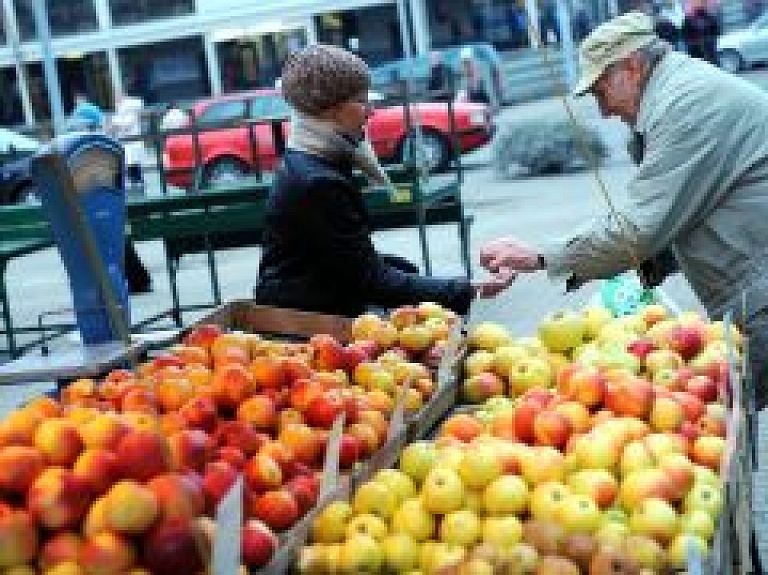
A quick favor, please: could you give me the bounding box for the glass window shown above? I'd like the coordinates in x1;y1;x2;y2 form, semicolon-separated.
58;52;112;112
0;5;7;45
217;29;306;93
198;100;246;125
22;52;112;124
118;37;211;105
13;0;99;41
108;0;194;26
0;68;25;126
24;62;50;122
248;95;290;120
315;5;404;66
427;0;530;51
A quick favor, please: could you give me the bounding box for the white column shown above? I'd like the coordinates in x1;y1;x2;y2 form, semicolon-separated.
93;0;111;29
525;0;541;49
409;0;430;55
106;48;122;101
396;0;414;58
204;34;221;95
555;0;576;89
3;0;34;125
303;15;318;45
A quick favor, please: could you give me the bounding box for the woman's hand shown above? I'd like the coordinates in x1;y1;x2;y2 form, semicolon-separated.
473;267;517;298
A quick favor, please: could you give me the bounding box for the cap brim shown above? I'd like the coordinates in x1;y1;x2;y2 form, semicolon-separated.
573;68;602;96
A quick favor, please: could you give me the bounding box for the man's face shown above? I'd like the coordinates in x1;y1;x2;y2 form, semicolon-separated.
590;57;645;125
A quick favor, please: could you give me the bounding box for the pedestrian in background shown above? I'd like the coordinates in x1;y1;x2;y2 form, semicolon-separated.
457;49;492;107
109;92;145;191
67;92;104;133
682;0;720;64
479;12;768;407
427;51;454;101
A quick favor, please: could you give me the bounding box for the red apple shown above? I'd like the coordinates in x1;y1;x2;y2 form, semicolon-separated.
216;446;247;469
0;507;38;567
310;334;346;371
533;410;572;449
339;434;363;469
178;395;218;432
244;454;283;493
691;436;725;471
564;366;604;408
304;391;344;429
213;420;267;456
169;429;214;473
0;445;45;493
463;372;506;403
513;400;543;444
116;429;172;483
27;467;92;530
242;519;278;568
671;391;706;422
697;413;726;438
666;325;705;361
286;474;320;514
685;375;718;403
202;461;238;514
142;517;208;575
148;473;206;520
250;489;301;532
604;377;654;419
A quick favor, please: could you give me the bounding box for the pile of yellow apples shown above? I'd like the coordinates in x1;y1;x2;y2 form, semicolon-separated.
297;304;733;574
0;302;456;574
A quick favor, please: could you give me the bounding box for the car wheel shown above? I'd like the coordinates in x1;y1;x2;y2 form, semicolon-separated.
399;130;450;173
718;50;743;74
202;157;248;188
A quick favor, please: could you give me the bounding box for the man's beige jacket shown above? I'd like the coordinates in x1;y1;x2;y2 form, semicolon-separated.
543;51;768;321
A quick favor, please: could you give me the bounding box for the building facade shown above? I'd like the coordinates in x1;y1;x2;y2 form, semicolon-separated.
0;0;646;127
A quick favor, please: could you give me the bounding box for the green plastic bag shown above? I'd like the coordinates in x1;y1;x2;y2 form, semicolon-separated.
600;273;658;317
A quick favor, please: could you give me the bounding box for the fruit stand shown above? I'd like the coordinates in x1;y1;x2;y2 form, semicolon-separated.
0;296;753;574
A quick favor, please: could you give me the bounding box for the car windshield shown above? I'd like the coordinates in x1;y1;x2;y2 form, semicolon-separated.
249;95;291;120
0;128;39;154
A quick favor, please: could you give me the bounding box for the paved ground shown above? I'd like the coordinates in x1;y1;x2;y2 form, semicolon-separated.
6;68;768;413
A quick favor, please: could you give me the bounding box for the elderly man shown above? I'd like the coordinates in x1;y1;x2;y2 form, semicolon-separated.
480;11;768;406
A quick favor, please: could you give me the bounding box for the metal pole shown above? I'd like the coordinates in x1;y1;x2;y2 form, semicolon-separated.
555;0;577;90
31;0;65;136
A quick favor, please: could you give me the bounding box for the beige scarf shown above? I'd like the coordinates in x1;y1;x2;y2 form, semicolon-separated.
287;112;392;187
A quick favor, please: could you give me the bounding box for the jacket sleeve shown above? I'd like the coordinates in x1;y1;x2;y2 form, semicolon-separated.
540;91;730;281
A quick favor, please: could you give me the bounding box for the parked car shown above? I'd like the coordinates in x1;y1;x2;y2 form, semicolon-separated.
0;128;40;204
163;88;495;188
717;13;768;72
370;43;507;106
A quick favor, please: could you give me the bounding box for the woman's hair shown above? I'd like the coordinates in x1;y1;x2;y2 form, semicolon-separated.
280;44;370;116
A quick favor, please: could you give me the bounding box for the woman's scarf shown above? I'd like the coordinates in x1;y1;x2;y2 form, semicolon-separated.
287;112;392;187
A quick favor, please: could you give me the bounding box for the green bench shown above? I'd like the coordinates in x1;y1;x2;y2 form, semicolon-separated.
0;169;472;358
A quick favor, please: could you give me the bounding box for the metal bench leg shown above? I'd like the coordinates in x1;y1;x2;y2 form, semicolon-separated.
0;263;16;358
204;239;222;307
459;216;473;280
164;248;183;327
418;208;432;276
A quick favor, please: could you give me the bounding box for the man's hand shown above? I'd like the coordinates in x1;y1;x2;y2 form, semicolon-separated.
480;237;542;274
473;267;517;298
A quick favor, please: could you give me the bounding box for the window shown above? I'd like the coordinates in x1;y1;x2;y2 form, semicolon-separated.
108;0;194;26
217;29;306;93
198;100;246;125
118;37;210;105
21;52;112;124
0;68;25;126
249;95;290;120
315;5;404;66
426;0;530;51
13;0;99;41
0;6;6;45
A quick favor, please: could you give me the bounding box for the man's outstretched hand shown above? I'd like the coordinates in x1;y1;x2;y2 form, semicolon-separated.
480;237;543;274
